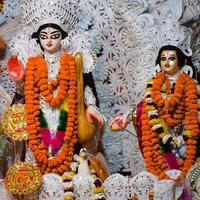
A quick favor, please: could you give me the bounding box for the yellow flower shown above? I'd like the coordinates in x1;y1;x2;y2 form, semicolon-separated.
146;88;152;92
93;186;104;193
159;132;166;139
147;78;153;83
150;119;160;125
60;97;69;112
185;130;191;137
146;105;156;111
64;196;74;200
159;118;168;134
161;84;166;92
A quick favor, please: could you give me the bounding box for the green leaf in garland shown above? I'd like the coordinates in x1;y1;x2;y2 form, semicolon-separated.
159;138;172;153
39;110;48;128
57;111;68;131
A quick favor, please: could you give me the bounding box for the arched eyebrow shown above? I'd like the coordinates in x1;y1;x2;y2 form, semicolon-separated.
40;31;48;35
40;30;60;35
161;52;176;57
50;31;60;35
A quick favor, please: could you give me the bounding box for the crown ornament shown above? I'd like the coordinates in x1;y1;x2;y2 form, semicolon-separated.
19;0;81;34
152;0;193;57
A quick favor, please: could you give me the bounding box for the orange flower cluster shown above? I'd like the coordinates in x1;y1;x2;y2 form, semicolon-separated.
25;53;78;175
141;103;169;180
151;72;186;127
141;71;199;180
36;55;70;107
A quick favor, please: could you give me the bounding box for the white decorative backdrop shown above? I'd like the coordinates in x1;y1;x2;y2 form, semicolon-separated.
0;0;200;175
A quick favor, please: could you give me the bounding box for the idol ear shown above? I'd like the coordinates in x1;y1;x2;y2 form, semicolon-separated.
7;55;24;82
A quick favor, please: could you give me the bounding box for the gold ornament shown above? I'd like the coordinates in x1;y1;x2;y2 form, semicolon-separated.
1;104;28;140
5;162;42;196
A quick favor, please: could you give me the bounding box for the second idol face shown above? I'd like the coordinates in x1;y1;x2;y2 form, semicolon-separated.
160;50;180;76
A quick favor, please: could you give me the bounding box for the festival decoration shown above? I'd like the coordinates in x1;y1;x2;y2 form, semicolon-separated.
5;162;42;196
1;103;28;140
187;160;200;200
141;71;199;180
25;53;78;175
0;86;12;119
39;173;64;200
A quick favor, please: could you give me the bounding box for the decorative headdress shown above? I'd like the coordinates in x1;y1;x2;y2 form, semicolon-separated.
19;0;81;34
153;0;192;57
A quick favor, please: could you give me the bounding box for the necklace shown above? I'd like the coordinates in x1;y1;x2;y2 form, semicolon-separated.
44;51;61;64
25;53;78;175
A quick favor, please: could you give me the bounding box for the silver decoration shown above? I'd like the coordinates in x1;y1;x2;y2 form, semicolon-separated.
103;173;129;200
187;162;200;200
0;0;20;25
39;174;64;200
0;0;199;177
129;172;157;200
73;174;94;200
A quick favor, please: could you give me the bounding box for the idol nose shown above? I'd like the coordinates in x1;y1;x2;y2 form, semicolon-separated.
164;60;169;67
47;37;51;43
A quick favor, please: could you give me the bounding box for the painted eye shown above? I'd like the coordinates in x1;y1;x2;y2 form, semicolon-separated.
39;34;48;40
169;57;175;61
50;34;61;39
161;57;166;61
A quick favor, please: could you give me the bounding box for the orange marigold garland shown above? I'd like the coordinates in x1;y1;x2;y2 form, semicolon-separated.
141;71;199;180
25;53;78;175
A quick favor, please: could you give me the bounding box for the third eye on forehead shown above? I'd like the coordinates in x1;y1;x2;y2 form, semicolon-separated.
39;30;61;40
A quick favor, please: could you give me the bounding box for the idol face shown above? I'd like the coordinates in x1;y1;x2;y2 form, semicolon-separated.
160;50;180;76
39;27;62;54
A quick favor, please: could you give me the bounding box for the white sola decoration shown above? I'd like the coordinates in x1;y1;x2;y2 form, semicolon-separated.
18;0;81;34
79;0;199;175
72;172;183;200
39;174;64;200
0;0;200;175
7;0;97;73
0;171;185;200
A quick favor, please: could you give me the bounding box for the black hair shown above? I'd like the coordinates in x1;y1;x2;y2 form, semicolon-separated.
156;45;186;69
32;23;68;40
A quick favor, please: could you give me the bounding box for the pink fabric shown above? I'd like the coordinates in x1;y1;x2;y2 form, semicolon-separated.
40;128;65;153
40;128;51;147
163;152;179;170
136;100;143;150
181;189;192;200
51;130;65;151
163;153;193;200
